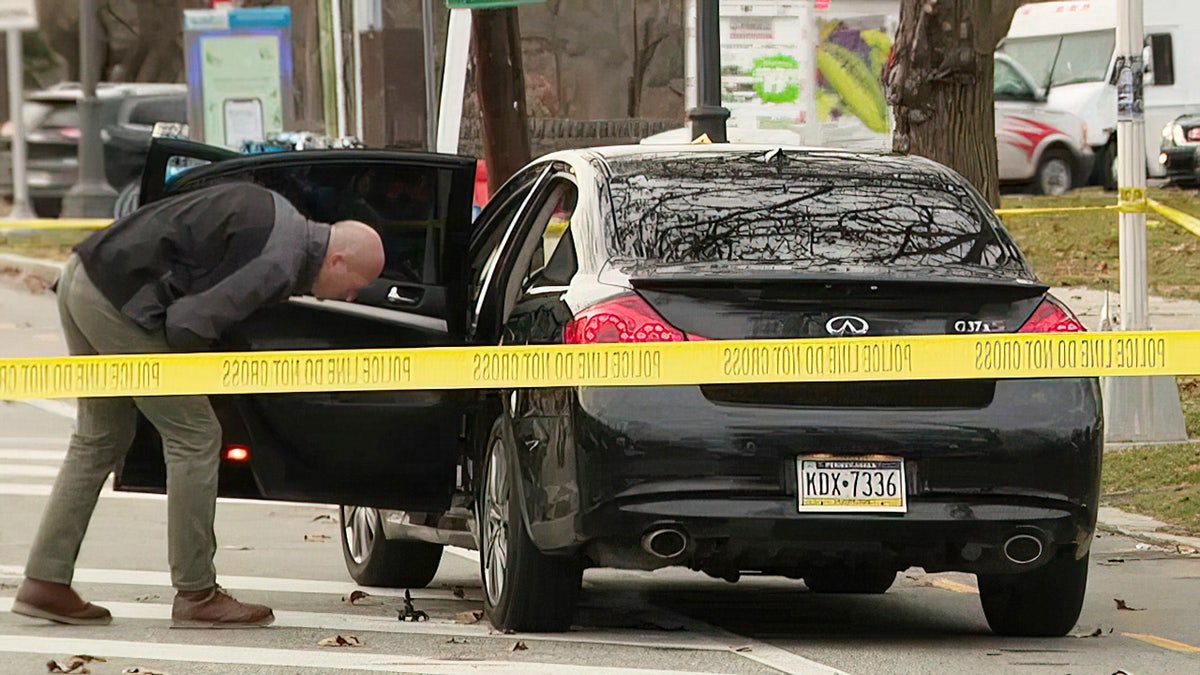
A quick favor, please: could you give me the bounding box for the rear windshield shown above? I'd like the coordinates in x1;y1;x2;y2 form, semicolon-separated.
604;152;1031;279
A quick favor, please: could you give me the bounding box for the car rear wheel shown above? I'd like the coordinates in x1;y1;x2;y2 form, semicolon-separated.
478;418;582;632
1035;149;1074;196
977;551;1089;637
339;505;443;588
804;566;896;594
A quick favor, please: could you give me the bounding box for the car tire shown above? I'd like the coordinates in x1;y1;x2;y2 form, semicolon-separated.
1035;149;1075;196
1098;140;1118;191
478;417;582;632
804;567;896;594
338;505;443;588
977;550;1089;637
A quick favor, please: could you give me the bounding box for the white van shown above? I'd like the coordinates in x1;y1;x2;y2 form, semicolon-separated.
999;0;1200;187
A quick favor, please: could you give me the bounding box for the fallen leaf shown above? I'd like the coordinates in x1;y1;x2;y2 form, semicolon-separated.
1169;242;1191;252
446;637;469;645
1114;598;1144;611
452;586;466;599
1096;261;1109;273
304;534;331;543
734;645;753;653
47;658;95;674
220;545;253;551
1071;627;1104;638
512;640;529;651
317;635;363;648
455;610;483;624
122;669;168;675
311;514;335;522
343;590;370;605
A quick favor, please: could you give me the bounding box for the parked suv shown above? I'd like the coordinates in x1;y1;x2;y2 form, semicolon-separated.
1158;114;1200;186
0;82;186;216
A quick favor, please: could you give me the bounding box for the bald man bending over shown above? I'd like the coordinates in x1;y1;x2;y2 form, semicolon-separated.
12;183;384;628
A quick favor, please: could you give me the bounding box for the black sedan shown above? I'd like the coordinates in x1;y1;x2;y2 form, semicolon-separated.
117;139;1101;638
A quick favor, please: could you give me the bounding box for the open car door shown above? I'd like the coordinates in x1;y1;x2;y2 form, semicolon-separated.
115;138;478;511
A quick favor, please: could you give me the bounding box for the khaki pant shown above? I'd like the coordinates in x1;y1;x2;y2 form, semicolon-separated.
24;255;219;591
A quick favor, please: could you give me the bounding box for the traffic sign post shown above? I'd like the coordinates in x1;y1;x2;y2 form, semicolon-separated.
1;0;38;220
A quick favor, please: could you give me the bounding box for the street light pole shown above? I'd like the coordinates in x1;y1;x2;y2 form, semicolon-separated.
687;0;728;142
5;30;35;219
1103;0;1186;442
61;0;116;217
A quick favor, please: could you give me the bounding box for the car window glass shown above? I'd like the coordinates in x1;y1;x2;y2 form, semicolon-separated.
604;152;1030;280
1000;30;1115;88
502;178;578;320
174;162;455;286
471;183;535;308
994;60;1034;100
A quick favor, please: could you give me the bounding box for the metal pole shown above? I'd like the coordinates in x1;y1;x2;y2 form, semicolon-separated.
421;0;439;151
352;0;364;141
1103;0;1187;443
61;0;116;217
686;0;728;142
330;0;348;138
435;9;471;154
5;30;35;219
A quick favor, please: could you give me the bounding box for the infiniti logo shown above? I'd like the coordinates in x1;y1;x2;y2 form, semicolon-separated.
825;315;870;336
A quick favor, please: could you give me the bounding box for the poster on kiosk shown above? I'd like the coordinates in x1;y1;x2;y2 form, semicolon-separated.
183;7;293;150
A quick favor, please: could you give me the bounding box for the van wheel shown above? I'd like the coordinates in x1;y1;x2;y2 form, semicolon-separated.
804;567;896;594
978;551;1089;637
478;418;581;632
1035;149;1074;196
1098;141;1118;191
339;505;443;588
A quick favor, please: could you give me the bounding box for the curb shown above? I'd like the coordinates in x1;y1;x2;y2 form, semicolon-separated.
1097;506;1200;555
0;253;63;295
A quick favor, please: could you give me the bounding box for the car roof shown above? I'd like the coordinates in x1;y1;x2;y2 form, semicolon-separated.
564;143;961;182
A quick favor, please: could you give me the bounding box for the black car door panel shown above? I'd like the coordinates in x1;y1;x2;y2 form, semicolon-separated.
115;139;476;511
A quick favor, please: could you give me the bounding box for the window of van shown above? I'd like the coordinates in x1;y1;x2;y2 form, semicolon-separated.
1001;30;1116;88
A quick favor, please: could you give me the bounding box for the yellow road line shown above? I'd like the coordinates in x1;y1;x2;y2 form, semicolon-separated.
928;578;978;595
1123;632;1200;654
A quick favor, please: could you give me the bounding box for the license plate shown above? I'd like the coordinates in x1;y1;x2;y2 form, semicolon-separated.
797;456;906;513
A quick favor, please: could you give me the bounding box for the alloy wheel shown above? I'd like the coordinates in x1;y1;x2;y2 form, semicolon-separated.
482;436;510;606
343;505;379;565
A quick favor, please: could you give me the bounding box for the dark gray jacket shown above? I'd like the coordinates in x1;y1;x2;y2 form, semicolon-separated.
74;183;330;351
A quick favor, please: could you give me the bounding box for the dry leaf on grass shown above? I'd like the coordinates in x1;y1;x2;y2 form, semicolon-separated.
455;610;483;624
1114;598;1144;611
511;640;529;652
317;635;363;648
304;534;331;543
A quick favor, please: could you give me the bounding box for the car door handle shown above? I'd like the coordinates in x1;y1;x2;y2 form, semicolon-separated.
386;286;421;305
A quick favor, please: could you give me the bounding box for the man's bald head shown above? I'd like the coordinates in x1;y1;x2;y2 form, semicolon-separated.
312;220;385;301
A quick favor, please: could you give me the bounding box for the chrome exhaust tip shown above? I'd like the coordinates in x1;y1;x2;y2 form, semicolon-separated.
1003;533;1044;565
641;527;688;559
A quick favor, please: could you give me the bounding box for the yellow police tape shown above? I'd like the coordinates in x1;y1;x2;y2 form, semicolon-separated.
0;219;112;231
1;331;1197;401
1149;199;1200;239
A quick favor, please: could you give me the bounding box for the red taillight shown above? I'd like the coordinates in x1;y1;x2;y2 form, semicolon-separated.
1019;298;1086;333
564;294;687;344
58;127;81;140
223;446;250;462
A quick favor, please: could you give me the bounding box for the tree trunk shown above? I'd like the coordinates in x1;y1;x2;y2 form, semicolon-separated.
887;0;1024;208
473;7;531;194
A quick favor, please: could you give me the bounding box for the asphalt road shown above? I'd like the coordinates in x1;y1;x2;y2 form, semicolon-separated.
2;284;1199;674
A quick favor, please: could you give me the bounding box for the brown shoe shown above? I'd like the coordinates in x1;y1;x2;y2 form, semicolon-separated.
11;578;112;626
172;586;274;628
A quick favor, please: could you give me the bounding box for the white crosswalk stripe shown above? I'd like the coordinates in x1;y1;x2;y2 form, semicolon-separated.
0;463;60;478
0;449;68;461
